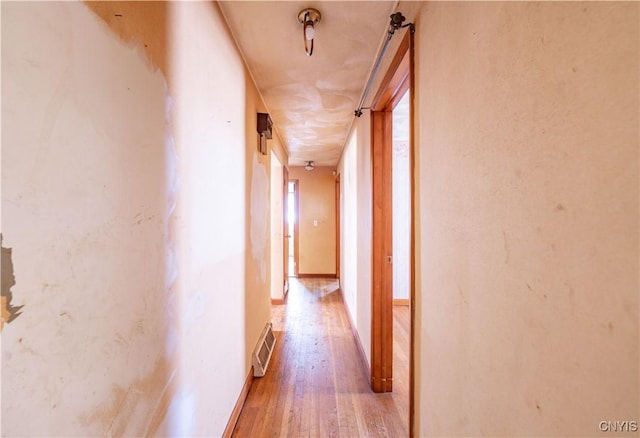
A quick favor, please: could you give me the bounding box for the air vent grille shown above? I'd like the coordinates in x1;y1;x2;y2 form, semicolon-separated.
252;323;276;377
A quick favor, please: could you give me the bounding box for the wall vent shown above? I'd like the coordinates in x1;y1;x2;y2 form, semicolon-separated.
252;322;276;377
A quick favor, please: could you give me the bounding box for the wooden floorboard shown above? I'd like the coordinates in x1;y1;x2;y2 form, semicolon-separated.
233;278;409;438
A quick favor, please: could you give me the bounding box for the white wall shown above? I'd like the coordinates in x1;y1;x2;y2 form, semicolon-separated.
167;3;250;435
339;130;359;323
392;93;411;301
338;112;373;366
355;112;373;367
1;2;276;436
414;2;639;435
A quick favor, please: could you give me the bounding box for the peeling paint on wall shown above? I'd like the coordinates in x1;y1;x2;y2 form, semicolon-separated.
250;154;269;283
1;234;24;330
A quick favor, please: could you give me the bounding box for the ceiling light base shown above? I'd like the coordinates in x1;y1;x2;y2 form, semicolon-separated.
297;8;321;25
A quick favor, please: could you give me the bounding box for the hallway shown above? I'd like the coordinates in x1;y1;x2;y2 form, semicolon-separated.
233;279;408;437
2;2;637;436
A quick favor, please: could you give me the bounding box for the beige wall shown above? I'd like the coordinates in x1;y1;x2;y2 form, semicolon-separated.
337;113;373;366
2;3;172;435
270;152;285;300
338;132;359;323
1;2;283;436
414;2;639;436
289;166;337;276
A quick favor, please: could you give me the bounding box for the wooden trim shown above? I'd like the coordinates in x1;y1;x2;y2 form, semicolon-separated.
393;299;410;306
339;288;370;378
222;367;254;438
371;109;394;393
283;166;289;296
371;34;411;111
408;28;416;438
271;298;285;305
371;111;384;393
335;173;341;281
296;273;337;279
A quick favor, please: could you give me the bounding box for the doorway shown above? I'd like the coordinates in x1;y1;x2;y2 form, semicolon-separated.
391;89;411;426
270;152;285;303
287;180;299;278
369;29;414;432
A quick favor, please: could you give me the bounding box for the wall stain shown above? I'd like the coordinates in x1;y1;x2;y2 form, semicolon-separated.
79;358;174;437
458;286;467;304
134;212;155;225
554;203;565;212
502;231;510;264
1;234;24;330
59;311;74;322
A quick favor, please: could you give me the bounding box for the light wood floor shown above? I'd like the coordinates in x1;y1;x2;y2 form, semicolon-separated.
233;278;409;437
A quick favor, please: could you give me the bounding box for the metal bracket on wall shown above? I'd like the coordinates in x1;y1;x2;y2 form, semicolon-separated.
354;12;414;117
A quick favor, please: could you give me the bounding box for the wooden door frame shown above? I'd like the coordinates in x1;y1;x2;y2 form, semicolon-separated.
370;109;393;393
369;29;415;435
335;173;341;281
283;166;290;296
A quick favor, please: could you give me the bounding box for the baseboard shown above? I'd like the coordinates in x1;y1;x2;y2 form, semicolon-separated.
222;366;254;438
296;273;337;278
393;298;410;306
339;289;370;378
271;298;284;305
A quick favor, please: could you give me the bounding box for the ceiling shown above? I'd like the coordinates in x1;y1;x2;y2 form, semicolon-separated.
219;1;398;167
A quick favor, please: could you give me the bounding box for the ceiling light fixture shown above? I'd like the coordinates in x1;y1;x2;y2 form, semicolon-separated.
304;161;315;171
297;8;321;56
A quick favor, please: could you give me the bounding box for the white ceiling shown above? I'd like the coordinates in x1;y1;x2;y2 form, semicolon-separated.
219;1;397;166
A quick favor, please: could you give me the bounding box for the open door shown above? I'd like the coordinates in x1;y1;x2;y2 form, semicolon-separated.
288;180;300;278
283;166;289;296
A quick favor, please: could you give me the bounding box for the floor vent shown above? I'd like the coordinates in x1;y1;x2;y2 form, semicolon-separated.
252;322;276;377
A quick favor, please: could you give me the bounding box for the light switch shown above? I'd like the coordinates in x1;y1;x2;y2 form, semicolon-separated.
313;219;318;227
